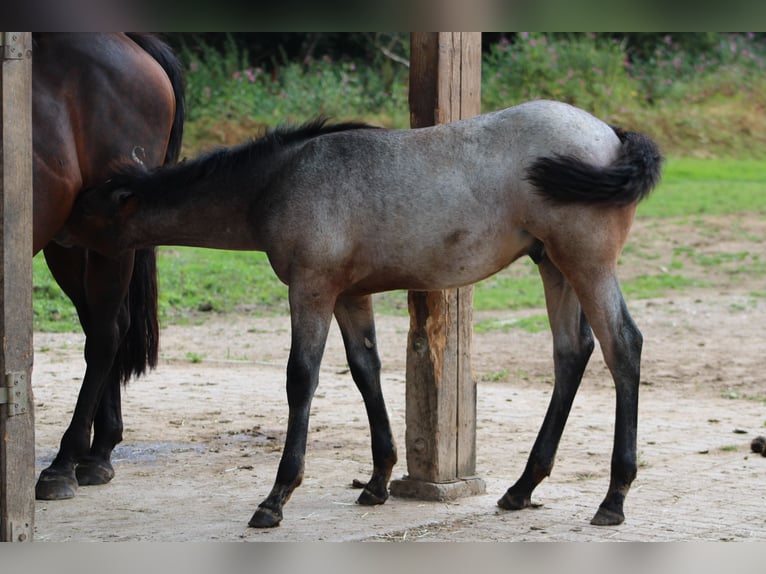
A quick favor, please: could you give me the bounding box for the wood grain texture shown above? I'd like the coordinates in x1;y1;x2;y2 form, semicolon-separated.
0;32;35;542
403;33;481;484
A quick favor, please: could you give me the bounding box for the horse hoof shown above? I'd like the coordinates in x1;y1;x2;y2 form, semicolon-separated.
497;490;535;511
248;506;282;528
590;506;624;526
35;469;78;500
356;487;388;506
76;460;115;485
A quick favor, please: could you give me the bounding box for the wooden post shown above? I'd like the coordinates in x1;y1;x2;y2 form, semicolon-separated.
0;32;35;542
390;33;485;501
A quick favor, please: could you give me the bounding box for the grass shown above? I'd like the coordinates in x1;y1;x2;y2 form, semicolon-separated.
637;158;766;218
157;248;288;322
32;154;766;332
33;258;82;332
475;315;550;334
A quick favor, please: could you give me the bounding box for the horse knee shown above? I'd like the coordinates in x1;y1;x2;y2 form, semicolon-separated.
347;350;381;387
285;355;321;406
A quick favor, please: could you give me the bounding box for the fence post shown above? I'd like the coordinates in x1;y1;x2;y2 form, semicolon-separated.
390;32;485;501
0;31;35;542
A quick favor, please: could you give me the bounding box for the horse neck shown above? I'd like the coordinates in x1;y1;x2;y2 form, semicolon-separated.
130;168;263;251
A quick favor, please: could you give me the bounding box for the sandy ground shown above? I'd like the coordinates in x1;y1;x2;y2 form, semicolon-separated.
30;214;766;541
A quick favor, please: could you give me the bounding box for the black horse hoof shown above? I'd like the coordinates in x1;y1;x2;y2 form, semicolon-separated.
76;459;115;485
590;506;624;526
356;487;388;506
497;489;539;511
35;468;78;500
248;506;282;528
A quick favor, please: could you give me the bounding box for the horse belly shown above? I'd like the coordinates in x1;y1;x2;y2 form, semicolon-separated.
352;225;533;294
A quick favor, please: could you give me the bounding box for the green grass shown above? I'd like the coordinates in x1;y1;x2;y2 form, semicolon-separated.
473;260;545;311
638;158;766;218
157;247;288;321
33;253;81;332
621;273;709;299
475;314;550;334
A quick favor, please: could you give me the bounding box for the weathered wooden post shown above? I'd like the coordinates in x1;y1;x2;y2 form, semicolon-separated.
0;32;35;542
390;32;485;500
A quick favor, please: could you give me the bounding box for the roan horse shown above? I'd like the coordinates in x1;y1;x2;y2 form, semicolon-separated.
60;100;662;528
32;33;184;500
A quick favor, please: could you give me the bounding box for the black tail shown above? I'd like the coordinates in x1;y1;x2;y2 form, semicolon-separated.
115;248;160;383
116;34;185;382
526;128;663;205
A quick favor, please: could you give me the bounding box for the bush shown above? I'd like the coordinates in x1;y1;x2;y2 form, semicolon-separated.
629;33;766;104
180;34;409;128
179;33;766;159
482;33;642;116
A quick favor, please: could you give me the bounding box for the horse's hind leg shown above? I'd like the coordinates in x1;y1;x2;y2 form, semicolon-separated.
498;257;594;512
543;251;642;526
334;294;397;506
581;283;642;526
75;370;122;485
36;245;132;499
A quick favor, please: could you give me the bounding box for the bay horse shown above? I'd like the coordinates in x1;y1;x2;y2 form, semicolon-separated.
61;100;662;528
32;33;184;500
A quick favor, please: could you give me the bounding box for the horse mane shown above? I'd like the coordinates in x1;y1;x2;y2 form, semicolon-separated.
106;118;378;194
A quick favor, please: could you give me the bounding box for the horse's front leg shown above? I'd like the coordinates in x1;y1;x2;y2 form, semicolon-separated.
36;246;133;500
249;283;336;528
498;257;594;512
334;294;397;506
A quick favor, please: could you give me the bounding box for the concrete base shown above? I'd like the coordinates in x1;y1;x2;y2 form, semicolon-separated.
389;475;486;501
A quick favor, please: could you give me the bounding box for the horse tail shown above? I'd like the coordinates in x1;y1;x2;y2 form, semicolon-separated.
113;34;185;383
526;127;663;205
126;33;186;164
115;247;160;383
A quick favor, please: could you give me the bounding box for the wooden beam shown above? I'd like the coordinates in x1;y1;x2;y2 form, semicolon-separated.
390;33;485;501
0;32;34;543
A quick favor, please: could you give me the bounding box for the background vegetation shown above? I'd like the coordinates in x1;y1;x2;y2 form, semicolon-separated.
168;32;766;158
33;33;766;332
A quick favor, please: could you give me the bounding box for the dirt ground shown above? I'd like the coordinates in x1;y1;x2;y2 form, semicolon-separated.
31;214;766;542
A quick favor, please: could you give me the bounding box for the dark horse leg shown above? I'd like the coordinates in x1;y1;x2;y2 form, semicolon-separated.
583;288;642;525
249;280;337;528
333;294;397;505
76;371;122;485
499;253;642;525
35;243;134;499
498;256;594;512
